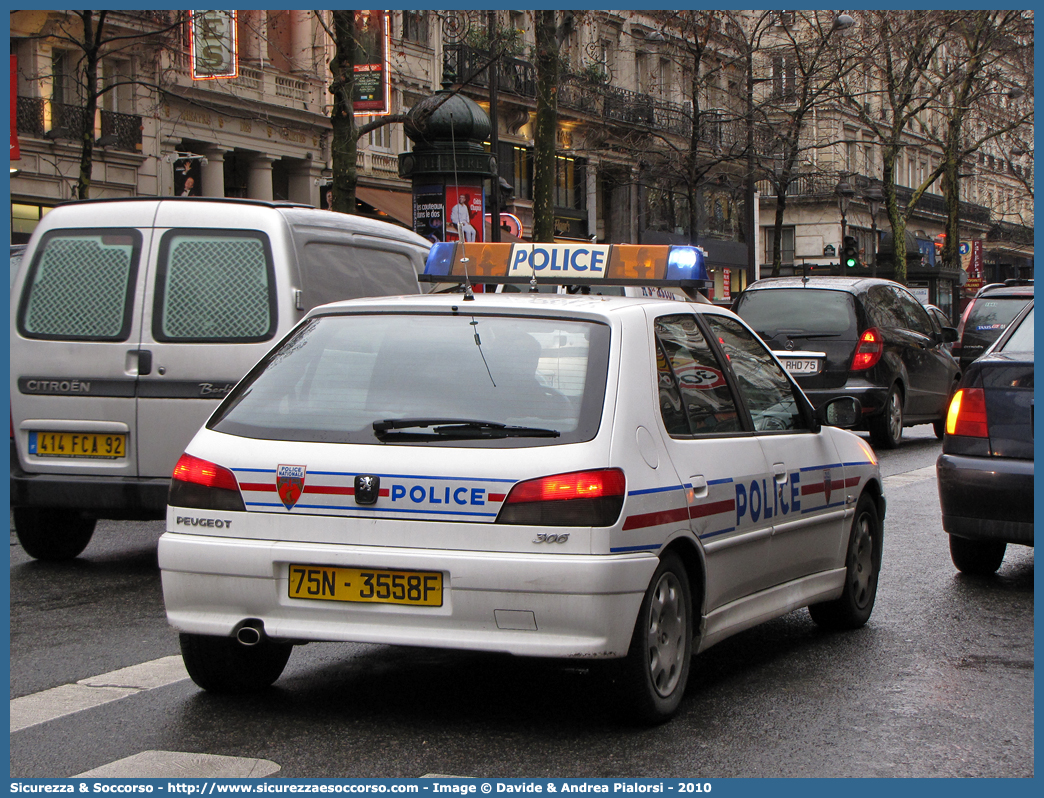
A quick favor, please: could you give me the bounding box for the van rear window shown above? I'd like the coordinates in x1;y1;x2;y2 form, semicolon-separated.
154;230;276;343
18;230;140;341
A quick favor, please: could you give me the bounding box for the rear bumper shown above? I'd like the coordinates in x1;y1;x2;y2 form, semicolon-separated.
159;531;657;658
10;443;169;519
936;453;1034;544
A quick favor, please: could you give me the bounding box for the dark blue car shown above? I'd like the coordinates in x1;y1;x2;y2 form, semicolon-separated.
937;301;1034;574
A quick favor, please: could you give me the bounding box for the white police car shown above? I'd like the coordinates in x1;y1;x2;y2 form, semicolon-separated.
159;243;884;724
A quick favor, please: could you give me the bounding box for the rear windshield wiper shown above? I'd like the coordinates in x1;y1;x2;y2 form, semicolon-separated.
373;418;560;441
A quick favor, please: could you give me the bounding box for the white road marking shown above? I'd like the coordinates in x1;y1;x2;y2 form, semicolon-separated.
883;465;937;489
75;751;280;779
11;655;189;733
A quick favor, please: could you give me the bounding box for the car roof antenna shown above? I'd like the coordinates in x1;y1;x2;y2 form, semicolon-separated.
449;115;474;301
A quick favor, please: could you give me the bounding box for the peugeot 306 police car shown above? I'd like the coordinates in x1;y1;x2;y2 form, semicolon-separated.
159;242;885;724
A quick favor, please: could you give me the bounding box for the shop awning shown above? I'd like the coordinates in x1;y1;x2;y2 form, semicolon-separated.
355;186;413;227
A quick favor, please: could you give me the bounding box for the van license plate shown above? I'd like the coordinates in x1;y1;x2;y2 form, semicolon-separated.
288;565;443;606
29;431;126;459
781;358;822;375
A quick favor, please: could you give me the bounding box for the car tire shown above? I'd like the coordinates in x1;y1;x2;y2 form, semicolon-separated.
948;534;1006;576
13;507;96;561
869;385;903;449
614;551;693;725
179;632;293;693
809;493;881;630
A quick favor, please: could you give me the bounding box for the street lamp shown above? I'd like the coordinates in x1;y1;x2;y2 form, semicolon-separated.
836;175;855;232
865;185;884;278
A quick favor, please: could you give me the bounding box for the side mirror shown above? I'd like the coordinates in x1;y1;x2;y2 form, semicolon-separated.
941;326;958;343
817;396;862;429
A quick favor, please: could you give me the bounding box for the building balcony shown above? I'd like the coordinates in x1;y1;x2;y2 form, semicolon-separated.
443;43;536;98
16;96;142;152
169;56;326;116
757;172;993;227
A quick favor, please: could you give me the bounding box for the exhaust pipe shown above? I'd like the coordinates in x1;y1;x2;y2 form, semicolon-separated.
235;620;265;646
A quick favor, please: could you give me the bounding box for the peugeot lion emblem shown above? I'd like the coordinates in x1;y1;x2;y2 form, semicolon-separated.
355;474;380;505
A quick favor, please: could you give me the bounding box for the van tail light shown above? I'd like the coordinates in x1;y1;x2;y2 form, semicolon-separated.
945;388;988;438
496;468;626;527
168;453;245;512
851;327;884;371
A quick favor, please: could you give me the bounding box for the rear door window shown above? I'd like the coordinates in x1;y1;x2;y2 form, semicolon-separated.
654;315;742;435
18;229;141;341
891;286;934;336
866;285;906;329
153;230;276;343
705;315;809;432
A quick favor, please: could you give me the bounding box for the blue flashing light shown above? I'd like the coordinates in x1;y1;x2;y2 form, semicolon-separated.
665;246;709;283
424;242;457;276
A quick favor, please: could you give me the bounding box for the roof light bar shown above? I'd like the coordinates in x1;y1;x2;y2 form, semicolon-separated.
422;243;709;287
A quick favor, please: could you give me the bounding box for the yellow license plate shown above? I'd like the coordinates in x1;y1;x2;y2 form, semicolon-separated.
29;431;126;459
288;565;443;607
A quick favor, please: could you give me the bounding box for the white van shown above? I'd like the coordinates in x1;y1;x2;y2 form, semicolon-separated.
10;197;430;560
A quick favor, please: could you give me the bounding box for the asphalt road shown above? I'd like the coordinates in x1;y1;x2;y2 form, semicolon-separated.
8;426;1034;778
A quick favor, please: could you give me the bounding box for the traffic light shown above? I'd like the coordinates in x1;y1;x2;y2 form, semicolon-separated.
842;235;860;269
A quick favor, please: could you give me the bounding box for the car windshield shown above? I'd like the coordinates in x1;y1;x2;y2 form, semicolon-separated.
998;306;1034;353
734;288;855;337
210;311;610;446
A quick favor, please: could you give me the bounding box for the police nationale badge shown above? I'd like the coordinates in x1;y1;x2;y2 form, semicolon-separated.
276;464;307;510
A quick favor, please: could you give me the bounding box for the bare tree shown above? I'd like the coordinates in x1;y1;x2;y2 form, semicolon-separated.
531;10;564;242
837;10;952;284
750;11;857;276
16;11;186;199
927;11;1034;271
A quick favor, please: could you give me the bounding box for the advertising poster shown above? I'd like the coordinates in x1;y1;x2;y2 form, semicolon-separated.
353;10;390;114
445;184;484;243
413;185;445;243
173;157;201;197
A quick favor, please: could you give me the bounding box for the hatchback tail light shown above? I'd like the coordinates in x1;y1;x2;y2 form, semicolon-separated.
496;468;626;527
168;453;245;512
851;327;884;371
945;388;988;438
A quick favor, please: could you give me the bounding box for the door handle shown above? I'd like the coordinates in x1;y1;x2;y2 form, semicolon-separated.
772;463;788;483
137;349;152;376
689;475;708;499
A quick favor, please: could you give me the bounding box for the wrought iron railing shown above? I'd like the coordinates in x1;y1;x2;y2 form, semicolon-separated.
99;109;143;151
50;102;93;141
17;96;141;152
16;96;45;138
756;172;994;226
443;43;536;98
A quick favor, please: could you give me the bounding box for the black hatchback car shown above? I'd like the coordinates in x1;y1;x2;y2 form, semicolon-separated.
952;280;1033;370
733;277;960;449
937;301;1033;575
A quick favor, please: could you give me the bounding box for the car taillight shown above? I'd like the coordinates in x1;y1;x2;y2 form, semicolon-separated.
945;388;988;438
496;468;626;527
168;453;245;512
851;327;884;371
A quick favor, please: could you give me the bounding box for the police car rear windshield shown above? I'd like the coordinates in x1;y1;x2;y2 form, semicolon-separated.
209;312;610;447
